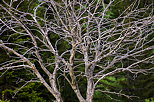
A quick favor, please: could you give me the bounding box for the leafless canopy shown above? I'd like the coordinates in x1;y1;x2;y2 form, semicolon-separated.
0;0;154;102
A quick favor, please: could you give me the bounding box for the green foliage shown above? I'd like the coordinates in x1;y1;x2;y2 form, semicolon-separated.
97;76;125;88
0;91;10;102
121;73;154;101
16;83;46;102
93;76;126;102
145;98;154;102
0;69;51;102
0;80;49;102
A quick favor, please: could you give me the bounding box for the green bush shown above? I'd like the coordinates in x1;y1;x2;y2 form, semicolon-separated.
0;92;10;102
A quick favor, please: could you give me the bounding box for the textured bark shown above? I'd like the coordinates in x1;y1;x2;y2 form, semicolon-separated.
0;0;153;101
86;78;94;102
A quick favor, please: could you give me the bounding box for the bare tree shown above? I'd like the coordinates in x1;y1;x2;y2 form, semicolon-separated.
0;0;154;102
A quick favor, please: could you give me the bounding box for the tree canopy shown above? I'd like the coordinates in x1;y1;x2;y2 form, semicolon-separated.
0;0;154;102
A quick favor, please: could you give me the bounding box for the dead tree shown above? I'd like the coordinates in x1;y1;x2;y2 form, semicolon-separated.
0;0;153;102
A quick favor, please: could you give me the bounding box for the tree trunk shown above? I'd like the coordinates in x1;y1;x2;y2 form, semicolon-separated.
86;66;94;102
86;78;94;102
55;95;63;102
